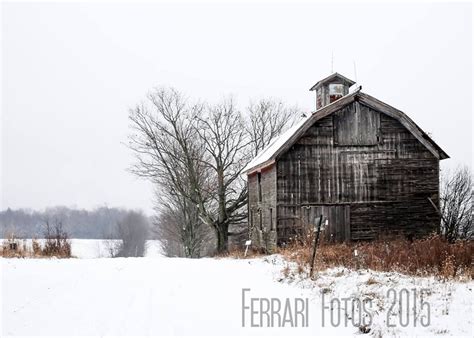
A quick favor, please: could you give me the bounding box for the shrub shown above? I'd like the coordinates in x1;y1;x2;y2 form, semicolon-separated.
113;211;149;257
42;220;71;257
32;238;42;256
278;234;473;279
0;223;72;259
1;236;29;258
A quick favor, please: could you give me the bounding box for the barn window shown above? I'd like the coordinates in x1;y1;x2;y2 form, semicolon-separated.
329;83;344;103
257;172;262;202
259;210;263;231
333;102;380;146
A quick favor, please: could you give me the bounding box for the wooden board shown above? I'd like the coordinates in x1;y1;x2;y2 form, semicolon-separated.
301;205;350;242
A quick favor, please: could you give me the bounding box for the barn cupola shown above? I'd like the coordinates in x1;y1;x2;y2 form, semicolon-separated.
309;73;356;110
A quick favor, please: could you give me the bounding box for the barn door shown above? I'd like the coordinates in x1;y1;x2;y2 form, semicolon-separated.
301;205;350;242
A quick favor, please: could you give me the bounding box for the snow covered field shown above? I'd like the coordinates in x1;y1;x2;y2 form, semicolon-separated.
1;239;163;258
67;239;163;258
1;242;472;336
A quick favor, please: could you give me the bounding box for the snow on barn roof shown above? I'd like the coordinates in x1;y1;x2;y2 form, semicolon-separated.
243;112;313;173
243;87;362;174
243;87;449;174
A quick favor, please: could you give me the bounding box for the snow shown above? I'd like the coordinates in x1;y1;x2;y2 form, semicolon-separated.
243;113;312;173
277;255;473;337
1;247;472;336
243;87;362;173
1;256;326;336
69;239;163;258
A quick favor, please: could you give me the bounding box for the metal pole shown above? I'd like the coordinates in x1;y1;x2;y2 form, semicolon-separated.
310;214;324;277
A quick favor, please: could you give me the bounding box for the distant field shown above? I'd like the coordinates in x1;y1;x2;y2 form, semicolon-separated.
0;239;163;258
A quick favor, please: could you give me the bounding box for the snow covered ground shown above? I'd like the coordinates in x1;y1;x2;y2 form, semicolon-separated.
1;242;472;336
69;239;163;258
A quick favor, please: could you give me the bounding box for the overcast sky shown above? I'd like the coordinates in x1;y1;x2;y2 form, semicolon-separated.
1;1;472;214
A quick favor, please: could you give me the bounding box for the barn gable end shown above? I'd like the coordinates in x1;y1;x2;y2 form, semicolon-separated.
275;102;440;243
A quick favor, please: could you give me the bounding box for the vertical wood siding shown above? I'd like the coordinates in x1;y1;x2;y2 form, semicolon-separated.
272;101;440;244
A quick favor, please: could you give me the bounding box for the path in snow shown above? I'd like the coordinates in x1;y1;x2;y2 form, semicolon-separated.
1;256;349;336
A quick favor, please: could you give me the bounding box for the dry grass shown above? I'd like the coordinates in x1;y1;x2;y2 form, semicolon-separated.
366;277;379;285
1;238;31;258
1;236;71;258
215;246;267;259
278;234;473;279
42;237;71;257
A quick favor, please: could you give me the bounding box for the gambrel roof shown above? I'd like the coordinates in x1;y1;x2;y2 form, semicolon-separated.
244;88;449;174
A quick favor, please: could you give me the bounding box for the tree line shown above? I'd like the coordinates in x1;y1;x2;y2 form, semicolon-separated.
0;206;145;239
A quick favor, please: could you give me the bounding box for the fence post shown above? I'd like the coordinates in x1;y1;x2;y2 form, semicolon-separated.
310;214;324;277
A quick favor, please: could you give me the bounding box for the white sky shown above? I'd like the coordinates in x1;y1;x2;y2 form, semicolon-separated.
1;1;472;215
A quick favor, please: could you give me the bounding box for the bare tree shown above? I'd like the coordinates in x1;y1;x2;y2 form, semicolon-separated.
128;88;214;254
115;211;149;257
246;98;298;156
440;166;473;242
153;187;214;257
193;98;250;252
129;88;299;254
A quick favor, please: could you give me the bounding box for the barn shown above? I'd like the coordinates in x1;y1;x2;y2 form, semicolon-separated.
244;73;449;252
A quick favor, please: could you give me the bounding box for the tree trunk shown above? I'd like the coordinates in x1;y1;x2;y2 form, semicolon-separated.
215;224;229;254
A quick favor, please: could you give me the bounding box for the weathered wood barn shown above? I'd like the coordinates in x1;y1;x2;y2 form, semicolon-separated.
245;73;449;251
